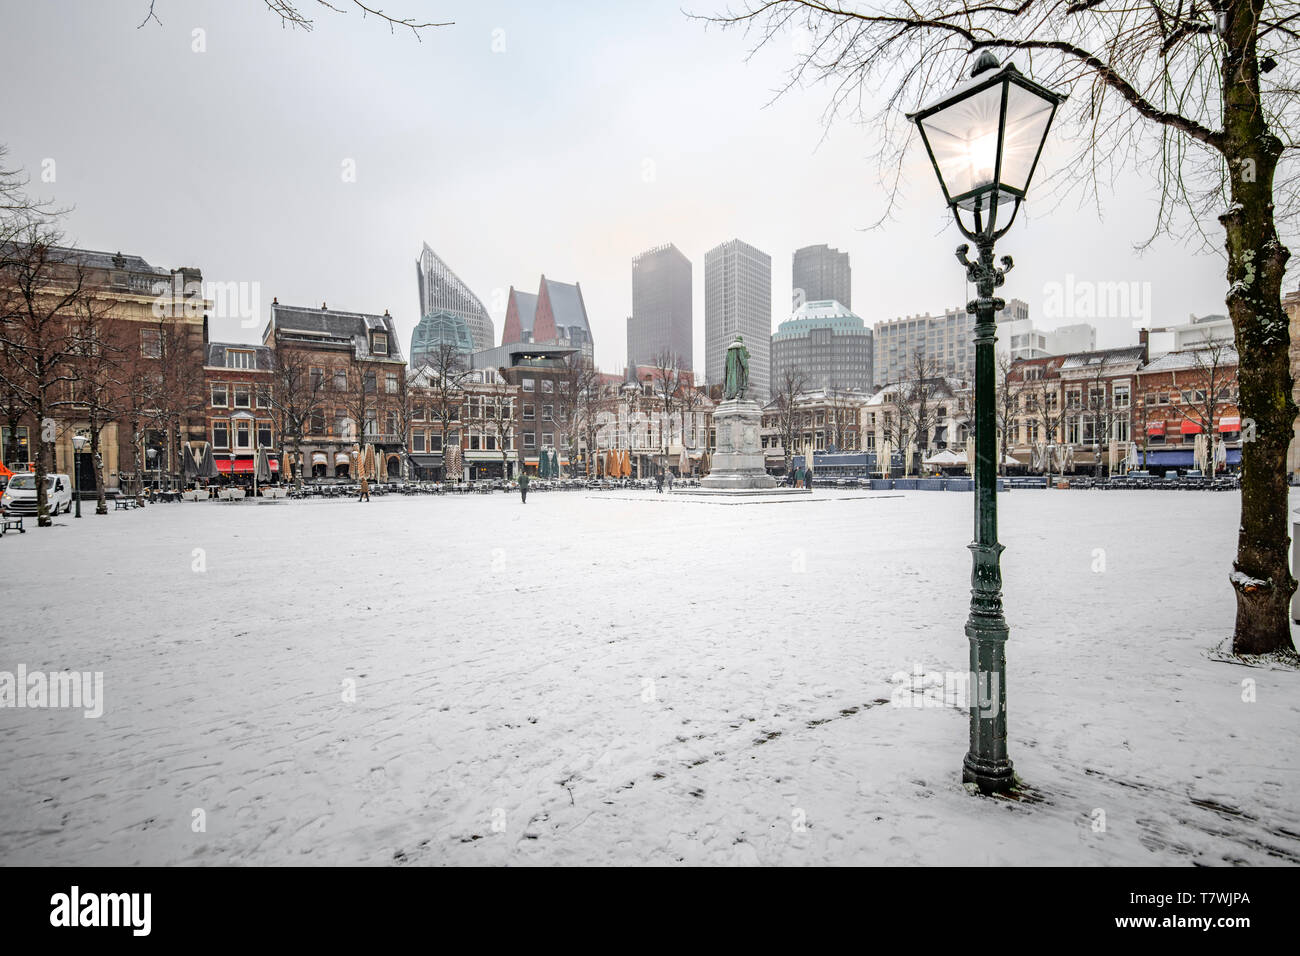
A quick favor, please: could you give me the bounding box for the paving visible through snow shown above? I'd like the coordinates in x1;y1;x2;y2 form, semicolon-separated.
1;489;1297;865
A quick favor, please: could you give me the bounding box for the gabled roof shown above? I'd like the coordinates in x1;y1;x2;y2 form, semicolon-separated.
1058;346;1146;371
541;277;589;333
206;342;274;370
269;303;404;362
1142;345;1239;373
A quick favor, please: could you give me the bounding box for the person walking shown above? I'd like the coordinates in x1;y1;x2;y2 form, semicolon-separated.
805;465;814;490
358;476;370;502
519;470;529;504
655;472;664;494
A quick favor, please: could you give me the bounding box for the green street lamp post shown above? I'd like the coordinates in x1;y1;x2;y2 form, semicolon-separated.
71;433;87;518
908;51;1065;794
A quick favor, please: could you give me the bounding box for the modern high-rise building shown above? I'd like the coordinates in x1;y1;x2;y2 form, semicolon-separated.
792;244;851;310
628;243;692;371
705;239;772;399
415;243;494;352
410;310;476;368
873;298;1029;386
770;300;873;394
499;276;594;362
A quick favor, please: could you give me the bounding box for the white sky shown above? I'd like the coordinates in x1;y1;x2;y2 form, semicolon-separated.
0;0;1262;374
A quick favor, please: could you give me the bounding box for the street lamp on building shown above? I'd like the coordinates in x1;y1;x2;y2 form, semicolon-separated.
908;51;1064;795
71;434;87;518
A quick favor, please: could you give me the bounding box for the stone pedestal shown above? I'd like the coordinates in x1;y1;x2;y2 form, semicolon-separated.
700;399;776;490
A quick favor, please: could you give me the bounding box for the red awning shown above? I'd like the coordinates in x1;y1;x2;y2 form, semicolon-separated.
268;458;279;471
1146;422;1165;436
1218;416;1240;431
1181;421;1203;435
215;458;254;474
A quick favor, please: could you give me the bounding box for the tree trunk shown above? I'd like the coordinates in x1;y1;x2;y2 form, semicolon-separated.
1221;0;1297;654
90;422;107;515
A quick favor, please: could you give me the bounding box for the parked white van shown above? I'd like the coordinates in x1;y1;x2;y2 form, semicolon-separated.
0;473;74;516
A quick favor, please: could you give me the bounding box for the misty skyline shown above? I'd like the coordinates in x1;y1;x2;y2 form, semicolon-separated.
0;0;1256;375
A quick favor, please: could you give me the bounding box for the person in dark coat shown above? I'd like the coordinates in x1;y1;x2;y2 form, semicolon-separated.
519;471;529;504
804;466;814;489
655;472;664;494
358;476;370;502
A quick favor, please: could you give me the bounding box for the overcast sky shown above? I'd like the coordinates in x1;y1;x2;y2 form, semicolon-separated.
1;0;1270;373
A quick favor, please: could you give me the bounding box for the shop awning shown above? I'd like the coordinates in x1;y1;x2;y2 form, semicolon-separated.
216;457;254;474
409;454;442;467
334;452;351;465
1181;420;1203;435
1146;422;1165;436
311;452;327;465
1146;449;1194;466
1218;415;1241;431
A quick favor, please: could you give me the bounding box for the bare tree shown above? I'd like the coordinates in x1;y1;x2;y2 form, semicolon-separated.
897;348;943;474
649;349;685;473
0;222;91;524
701;0;1297;652
995;355;1017;477
420;344;470;462
1181;340;1239;478
771;366;808;471
67;294;124;514
266;343;326;489
138;0;451;36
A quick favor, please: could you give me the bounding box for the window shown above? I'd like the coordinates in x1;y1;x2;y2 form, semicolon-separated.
235;420;251;449
141;328;162;358
413;432;426;452
212;421;229;448
542;380;554;394
543;405;553;421
364;409;377;437
333;369;347;392
364;371;376;394
1066;389;1082;410
542;433;554;447
311;367;324;390
1113;383;1130;408
234;386;251;408
335;410;350;438
522;377;535;392
413;404;425;421
256;385;271;408
1;426;30;465
523;432;536;448
372;332;388;355
211;384;228;407
429;433;442;451
386;373;398;394
226;350;253;370
310;411;325;435
523;404;535;421
1066;418;1083;444
257;421;273;448
1113;419;1129;442
485;435;497;451
386;411;398;435
1144;392;1157;406
469;434;481;450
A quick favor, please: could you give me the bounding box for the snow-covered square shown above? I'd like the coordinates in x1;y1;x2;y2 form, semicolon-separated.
1;489;1298;866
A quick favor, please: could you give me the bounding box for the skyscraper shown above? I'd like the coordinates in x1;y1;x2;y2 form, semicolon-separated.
705;239;772;399
628;243;692;371
770;299;873;394
792;244;851;310
415;243;494;352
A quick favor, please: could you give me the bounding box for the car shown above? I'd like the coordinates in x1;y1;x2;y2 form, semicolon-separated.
1;472;74;516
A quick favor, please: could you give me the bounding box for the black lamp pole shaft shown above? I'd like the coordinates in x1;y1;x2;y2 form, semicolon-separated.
73;449;81;518
958;235;1014;794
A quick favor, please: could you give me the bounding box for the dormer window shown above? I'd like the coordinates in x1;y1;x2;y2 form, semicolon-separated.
372;332;388;355
226;350;253;370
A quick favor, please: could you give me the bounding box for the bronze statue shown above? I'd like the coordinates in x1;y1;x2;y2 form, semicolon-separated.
723;335;750;401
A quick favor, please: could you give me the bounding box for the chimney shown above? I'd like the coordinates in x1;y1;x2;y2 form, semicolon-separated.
322;302;328;310
1138;328;1149;363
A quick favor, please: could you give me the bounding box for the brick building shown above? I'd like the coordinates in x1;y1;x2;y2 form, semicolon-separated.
262;302;406;480
203;342;278;482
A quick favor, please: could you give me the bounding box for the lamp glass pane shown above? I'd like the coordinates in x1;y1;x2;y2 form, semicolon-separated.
998;82;1056;193
918;83;1005;199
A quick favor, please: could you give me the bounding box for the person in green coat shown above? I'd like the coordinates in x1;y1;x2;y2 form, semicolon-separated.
519;470;529;504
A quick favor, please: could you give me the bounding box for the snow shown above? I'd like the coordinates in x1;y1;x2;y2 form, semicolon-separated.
1;489;1298;865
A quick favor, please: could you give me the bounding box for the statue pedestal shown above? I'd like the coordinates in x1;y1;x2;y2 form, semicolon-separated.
700;399;776;490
